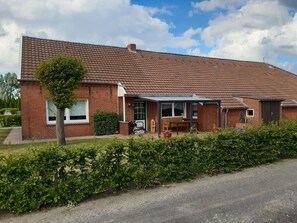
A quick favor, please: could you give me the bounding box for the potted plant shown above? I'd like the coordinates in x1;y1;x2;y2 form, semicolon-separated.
163;130;172;138
128;120;137;134
236;113;251;130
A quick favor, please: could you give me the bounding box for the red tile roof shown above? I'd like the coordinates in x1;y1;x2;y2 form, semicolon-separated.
21;36;297;109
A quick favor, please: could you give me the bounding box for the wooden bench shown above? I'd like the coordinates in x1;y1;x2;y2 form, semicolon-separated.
162;117;189;132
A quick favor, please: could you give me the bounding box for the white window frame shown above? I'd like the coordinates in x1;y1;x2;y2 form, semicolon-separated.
46;99;89;125
161;102;186;118
246;109;254;117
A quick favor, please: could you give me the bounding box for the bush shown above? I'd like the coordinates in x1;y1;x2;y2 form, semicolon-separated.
1;120;297;213
0;108;19;115
0;114;21;127
93;112;119;135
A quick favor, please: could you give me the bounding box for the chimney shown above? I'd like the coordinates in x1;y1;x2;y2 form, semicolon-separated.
127;43;136;52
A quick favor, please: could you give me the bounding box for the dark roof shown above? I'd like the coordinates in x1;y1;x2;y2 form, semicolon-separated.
21;36;297;108
233;95;285;102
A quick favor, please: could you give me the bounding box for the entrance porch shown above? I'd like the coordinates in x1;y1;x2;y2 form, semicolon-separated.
119;95;221;137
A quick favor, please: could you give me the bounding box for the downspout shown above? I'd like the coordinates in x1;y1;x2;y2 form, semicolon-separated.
157;102;161;137
225;108;229;128
117;83;127;122
123;95;126;122
217;101;222;128
190;102;193;129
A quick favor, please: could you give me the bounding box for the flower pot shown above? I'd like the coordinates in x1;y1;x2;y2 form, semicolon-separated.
163;132;172;138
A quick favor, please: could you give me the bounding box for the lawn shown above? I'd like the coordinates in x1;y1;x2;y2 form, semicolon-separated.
0;136;123;156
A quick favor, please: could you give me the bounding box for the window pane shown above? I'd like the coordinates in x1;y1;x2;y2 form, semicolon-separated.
247;109;254;117
48;101;57;121
47;100;66;121
174;103;184;116
134;102;145;120
162;103;172;117
69;100;87;120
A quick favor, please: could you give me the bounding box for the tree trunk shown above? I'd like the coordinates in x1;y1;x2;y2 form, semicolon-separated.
56;108;66;145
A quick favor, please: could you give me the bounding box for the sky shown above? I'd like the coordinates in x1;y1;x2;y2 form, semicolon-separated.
0;0;297;76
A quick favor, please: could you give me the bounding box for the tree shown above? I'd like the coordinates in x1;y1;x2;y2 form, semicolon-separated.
35;54;87;145
0;72;20;99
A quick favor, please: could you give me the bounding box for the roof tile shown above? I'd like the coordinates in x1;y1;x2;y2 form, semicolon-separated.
21;36;297;108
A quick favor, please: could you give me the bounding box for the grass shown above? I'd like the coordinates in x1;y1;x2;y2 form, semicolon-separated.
0;136;124;156
0;128;12;144
0;129;209;156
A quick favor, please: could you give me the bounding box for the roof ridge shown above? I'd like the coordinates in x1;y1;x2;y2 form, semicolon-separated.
22;35;128;50
138;49;266;65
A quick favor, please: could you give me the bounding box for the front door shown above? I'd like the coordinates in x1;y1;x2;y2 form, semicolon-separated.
134;101;146;130
261;101;281;124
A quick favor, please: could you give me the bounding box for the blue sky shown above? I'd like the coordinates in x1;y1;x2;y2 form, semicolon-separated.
0;0;296;75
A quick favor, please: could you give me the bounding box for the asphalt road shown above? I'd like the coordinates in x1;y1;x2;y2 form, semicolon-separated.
2;159;297;223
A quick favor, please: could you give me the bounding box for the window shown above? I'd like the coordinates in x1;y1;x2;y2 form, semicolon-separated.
246;109;254;117
162;103;173;117
46;99;89;124
162;103;186;117
192;103;198;119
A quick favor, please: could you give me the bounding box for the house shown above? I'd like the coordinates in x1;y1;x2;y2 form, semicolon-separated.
20;36;297;139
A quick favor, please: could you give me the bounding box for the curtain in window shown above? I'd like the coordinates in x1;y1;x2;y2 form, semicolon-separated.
70;100;87;120
48;101;57;121
174;102;184;116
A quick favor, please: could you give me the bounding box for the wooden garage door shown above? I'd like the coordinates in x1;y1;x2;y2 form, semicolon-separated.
261;101;280;124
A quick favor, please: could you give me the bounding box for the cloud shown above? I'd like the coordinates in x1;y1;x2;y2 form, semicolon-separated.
145;5;174;16
192;0;297;74
278;0;297;10
190;0;248;14
0;0;198;73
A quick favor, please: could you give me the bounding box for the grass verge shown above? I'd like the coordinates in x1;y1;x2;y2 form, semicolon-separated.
0;137;123;156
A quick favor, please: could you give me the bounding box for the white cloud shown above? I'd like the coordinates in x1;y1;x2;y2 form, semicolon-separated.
0;0;198;73
191;0;248;12
145;5;174;16
191;0;297;74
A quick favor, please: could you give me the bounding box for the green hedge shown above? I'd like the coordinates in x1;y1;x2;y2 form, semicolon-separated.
93;112;119;135
1;120;297;213
0;108;19;115
0;114;21;127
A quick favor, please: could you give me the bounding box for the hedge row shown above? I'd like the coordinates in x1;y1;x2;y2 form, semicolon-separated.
0;114;21;127
0;108;19;115
93;112;118;135
1;120;297;213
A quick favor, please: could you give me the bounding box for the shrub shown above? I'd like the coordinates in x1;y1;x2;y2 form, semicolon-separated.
1;120;297;213
0;114;21;127
93;112;119;135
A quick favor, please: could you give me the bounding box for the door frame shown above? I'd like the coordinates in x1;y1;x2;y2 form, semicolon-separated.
134;101;147;130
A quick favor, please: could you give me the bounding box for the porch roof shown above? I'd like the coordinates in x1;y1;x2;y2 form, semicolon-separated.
138;95;219;103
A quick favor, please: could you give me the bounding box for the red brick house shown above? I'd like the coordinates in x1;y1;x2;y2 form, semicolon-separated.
20;36;297;139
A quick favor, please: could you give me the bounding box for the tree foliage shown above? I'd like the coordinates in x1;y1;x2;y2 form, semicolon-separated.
35;54;87;109
0;98;20;109
35;54;87;145
0;72;20;99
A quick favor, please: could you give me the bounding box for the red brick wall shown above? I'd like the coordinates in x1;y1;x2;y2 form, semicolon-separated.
125;97;135;122
242;98;261;126
21;82;118;139
222;109;246;128
282;107;297;119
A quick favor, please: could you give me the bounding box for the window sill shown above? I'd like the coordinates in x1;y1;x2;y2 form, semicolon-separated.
46;122;90;127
